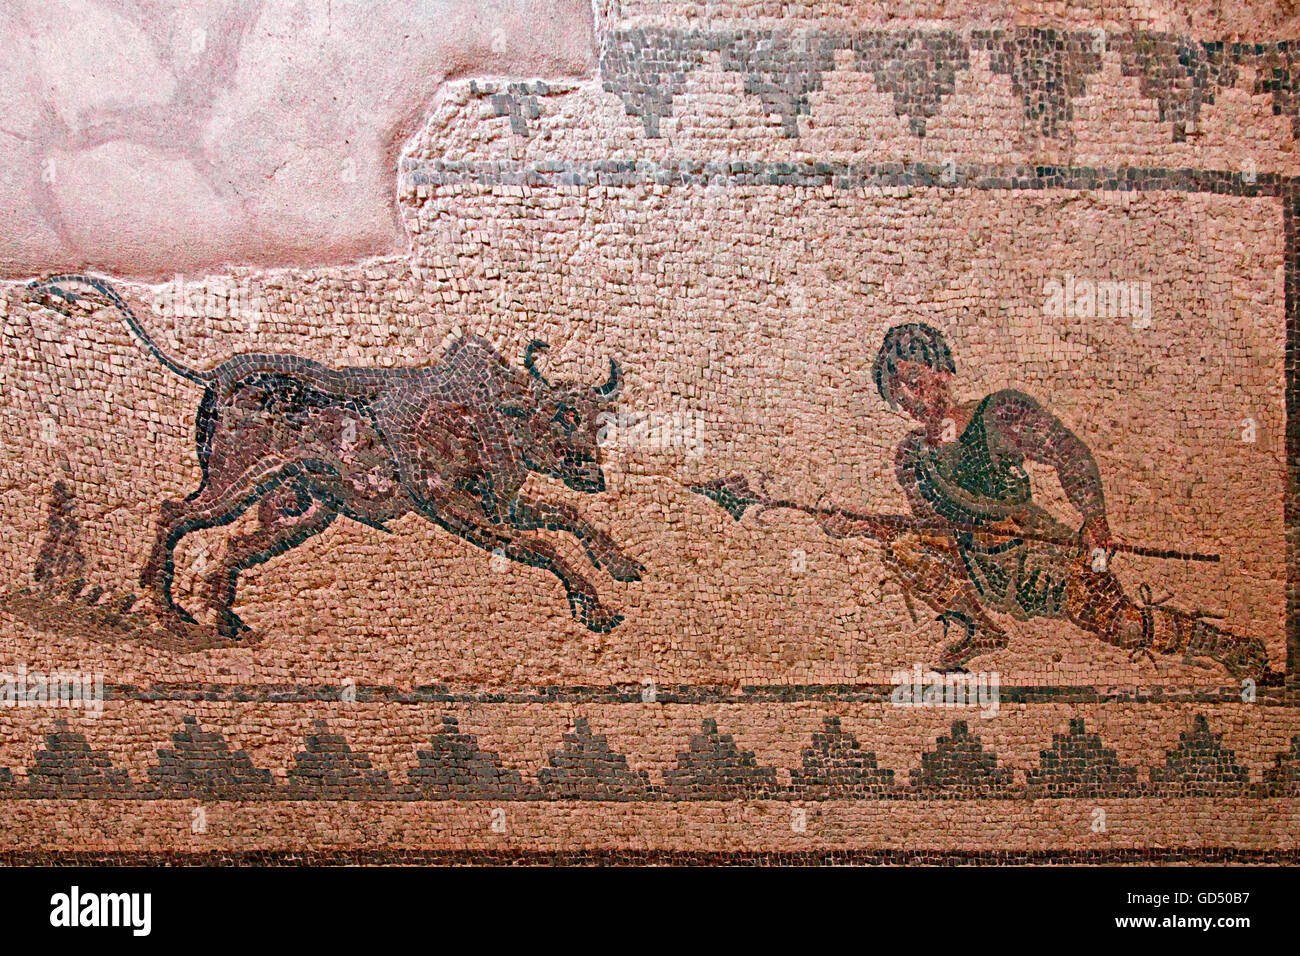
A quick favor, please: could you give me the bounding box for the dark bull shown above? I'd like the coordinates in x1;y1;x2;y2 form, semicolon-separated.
26;275;642;637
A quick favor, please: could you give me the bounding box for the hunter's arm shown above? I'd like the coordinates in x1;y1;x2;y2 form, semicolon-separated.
986;390;1106;521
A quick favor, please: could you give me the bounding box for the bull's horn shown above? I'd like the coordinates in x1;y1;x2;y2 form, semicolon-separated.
523;339;549;384
594;358;622;400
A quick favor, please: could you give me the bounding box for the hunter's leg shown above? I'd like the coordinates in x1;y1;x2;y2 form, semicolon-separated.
884;533;1008;671
1064;556;1268;677
1062;555;1148;650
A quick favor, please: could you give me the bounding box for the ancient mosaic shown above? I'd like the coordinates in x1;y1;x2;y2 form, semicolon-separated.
1;1;1299;864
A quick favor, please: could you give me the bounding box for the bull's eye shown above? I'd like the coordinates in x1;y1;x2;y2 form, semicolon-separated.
552;405;580;435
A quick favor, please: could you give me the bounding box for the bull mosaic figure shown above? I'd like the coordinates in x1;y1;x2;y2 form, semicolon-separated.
26;275;642;638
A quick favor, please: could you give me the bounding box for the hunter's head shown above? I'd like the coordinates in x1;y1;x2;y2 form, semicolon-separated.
873;323;955;424
504;339;623;494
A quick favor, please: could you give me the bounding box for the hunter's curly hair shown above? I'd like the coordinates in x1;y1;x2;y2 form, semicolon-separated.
872;323;956;409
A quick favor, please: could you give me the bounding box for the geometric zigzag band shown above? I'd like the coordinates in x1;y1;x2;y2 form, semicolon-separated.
3;714;1298;802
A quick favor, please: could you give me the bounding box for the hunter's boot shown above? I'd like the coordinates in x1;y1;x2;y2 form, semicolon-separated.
1145;602;1269;679
1067;556;1268;679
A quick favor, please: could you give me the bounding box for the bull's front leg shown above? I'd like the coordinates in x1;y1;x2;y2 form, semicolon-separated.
421;498;626;633
506;495;644;582
505;534;626;633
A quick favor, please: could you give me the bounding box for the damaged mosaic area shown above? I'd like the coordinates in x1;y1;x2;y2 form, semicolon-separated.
1;0;1299;862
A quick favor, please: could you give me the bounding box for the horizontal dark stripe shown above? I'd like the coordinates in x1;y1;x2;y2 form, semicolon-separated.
402;160;1289;195
0;789;1293;802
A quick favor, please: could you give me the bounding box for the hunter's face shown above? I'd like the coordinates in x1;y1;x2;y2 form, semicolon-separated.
890;360;951;423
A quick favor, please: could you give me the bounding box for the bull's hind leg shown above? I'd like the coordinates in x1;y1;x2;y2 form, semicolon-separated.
141;493;256;627
140;460;293;628
202;480;337;639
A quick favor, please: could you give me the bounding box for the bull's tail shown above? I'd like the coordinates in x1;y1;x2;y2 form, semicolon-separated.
25;273;214;386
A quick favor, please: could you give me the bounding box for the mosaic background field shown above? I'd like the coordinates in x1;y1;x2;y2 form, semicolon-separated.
1;0;1298;862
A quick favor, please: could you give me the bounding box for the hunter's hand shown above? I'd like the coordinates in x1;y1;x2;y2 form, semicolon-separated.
1079;515;1112;557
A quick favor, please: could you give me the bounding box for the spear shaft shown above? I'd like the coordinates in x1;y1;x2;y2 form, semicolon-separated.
689;475;1220;563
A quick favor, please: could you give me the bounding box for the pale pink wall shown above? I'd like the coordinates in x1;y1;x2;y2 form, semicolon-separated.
0;0;594;279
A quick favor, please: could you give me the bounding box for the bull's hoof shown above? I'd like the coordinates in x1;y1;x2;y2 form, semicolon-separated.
932;662;970;674
153;608;217;644
216;610;252;641
568;593;625;632
146;594;200;628
603;553;645;583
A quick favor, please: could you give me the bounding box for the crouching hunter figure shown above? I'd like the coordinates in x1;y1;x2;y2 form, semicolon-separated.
820;323;1268;678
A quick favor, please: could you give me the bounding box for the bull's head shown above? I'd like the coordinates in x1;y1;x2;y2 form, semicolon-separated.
503;339;622;493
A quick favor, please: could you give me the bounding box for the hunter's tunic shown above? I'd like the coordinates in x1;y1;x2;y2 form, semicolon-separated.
896;389;1106;621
